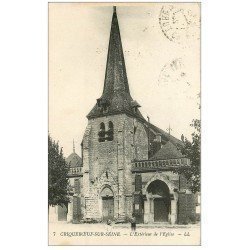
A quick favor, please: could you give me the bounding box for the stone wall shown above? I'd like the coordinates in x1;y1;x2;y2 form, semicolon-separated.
81;114;148;221
80;113;196;224
177;193;196;224
138;171;180;195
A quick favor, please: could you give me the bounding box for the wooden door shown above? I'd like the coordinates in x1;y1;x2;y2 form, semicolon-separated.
102;197;114;221
154;198;168;222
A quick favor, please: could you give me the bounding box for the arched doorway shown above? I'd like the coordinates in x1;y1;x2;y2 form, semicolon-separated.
147;180;171;222
100;186;114;222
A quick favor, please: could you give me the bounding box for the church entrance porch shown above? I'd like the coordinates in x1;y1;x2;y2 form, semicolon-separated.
145;179;173;223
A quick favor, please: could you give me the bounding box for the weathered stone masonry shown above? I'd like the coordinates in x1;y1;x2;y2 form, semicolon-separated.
61;6;196;225
81;115;148;221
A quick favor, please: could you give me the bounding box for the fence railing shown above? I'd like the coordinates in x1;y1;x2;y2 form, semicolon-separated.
68;167;83;176
132;158;190;170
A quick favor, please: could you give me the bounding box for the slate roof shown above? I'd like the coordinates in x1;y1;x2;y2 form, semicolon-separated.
148;122;184;147
87;7;144;120
66;152;82;168
149;141;184;160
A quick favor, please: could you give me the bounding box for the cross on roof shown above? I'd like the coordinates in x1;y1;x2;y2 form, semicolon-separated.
166;124;172;135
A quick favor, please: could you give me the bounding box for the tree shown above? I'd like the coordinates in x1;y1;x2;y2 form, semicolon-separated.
179;119;201;193
48;134;69;207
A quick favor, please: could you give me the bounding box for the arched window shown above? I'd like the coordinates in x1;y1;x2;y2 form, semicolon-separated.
106;121;114;141
108;121;113;130
98;122;105;142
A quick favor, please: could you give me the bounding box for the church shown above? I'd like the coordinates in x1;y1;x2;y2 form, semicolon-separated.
54;6;196;225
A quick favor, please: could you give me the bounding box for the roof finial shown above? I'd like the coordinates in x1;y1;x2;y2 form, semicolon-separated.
167;124;172;135
181;134;184;142
113;6;116;13
73;139;75;153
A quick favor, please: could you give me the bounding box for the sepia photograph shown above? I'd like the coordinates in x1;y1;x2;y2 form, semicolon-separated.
3;0;250;249
48;2;200;245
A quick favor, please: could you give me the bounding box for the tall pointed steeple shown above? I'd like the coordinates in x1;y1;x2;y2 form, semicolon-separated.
87;7;144;121
101;5;130;102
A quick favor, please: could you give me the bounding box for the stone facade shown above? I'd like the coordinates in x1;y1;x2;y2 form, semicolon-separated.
60;7;197;225
81;114;148;221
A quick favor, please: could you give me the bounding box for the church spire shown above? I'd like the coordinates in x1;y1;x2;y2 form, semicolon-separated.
87;7;144;121
101;5;131;101
73;139;75;153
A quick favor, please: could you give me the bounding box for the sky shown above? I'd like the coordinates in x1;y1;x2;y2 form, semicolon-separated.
49;3;200;157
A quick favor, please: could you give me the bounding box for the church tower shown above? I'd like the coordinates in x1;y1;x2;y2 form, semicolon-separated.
81;6;149;222
78;6;196;225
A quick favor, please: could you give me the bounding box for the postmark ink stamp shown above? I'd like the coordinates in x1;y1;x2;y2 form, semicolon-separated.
159;5;200;43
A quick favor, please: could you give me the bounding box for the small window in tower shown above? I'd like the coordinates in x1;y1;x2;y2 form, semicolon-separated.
98;122;105;142
133;106;138;113
97;98;101;107
106;121;114;141
103;103;108;113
